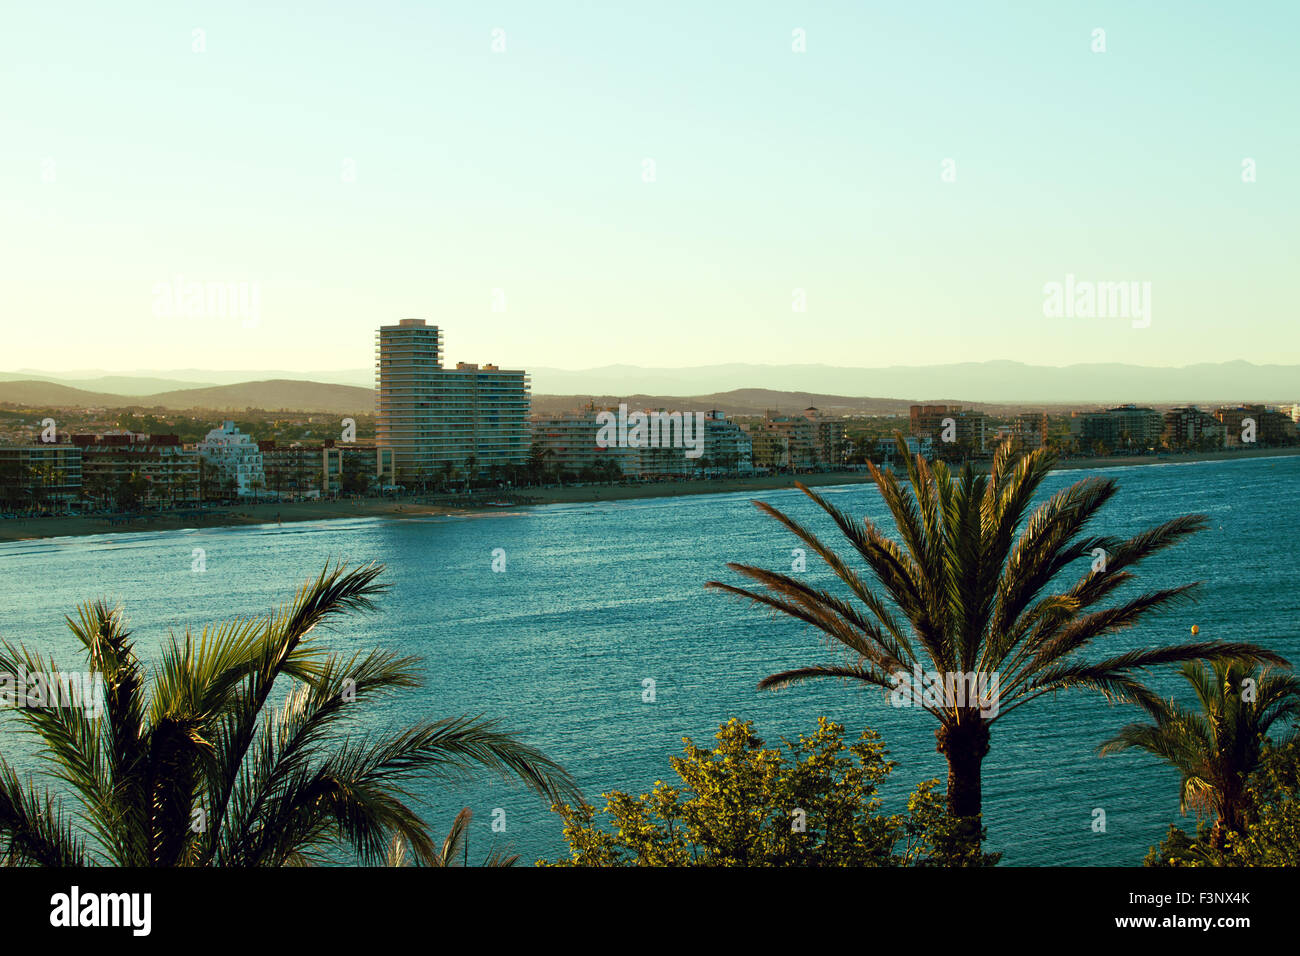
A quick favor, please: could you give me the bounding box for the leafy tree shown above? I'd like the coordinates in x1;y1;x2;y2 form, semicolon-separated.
114;471;149;510
544;717;999;867
0;562;578;866
707;437;1282;849
1101;660;1298;846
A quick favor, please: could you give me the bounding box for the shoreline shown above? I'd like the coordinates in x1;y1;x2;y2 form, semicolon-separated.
2;446;1296;543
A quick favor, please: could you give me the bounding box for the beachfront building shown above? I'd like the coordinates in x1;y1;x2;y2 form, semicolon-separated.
197;421;266;498
259;440;396;497
1162;407;1226;451
72;432;200;507
531;405;751;479
803;407;848;466
1213;405;1298;447
531;410;635;478
0;444;82;509
875;435;934;460
1069;405;1164;453
749;412;818;471
376;319;530;487
703;410;753;473
1012;412;1048;451
909;405;990;458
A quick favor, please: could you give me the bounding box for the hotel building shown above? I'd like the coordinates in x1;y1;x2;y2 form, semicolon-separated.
197;421;267;497
1162;407;1225;449
1069;405;1164;451
1012;412;1049;451
531;406;751;478
0;444;83;508
259;440;396;497
749;412;817;470
703;410;754;473
802;407;848;466
909;405;990;458
1213;405;1298;447
531;409;638;477
71;432;200;507
376;319;530;485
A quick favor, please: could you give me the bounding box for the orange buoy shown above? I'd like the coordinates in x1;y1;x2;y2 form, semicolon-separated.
1191;625;1200;636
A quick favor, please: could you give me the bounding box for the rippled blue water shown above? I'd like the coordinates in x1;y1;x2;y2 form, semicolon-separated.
1;455;1296;866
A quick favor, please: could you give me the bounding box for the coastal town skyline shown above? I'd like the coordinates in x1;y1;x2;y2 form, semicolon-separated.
3;315;1296;512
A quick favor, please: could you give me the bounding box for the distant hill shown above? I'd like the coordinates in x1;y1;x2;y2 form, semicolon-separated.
2;368;373;391
0;379;375;414
0;373;210;394
3;360;1296;417
0;381;126;408
9;360;1299;404
530;361;1300;404
533;391;1087;418
8;361;1297;405
0;378;1087;418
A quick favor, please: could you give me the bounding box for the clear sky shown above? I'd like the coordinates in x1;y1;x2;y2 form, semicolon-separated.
2;1;1296;374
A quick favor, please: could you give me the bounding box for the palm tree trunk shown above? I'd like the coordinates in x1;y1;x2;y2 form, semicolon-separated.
936;720;990;845
1210;784;1248;850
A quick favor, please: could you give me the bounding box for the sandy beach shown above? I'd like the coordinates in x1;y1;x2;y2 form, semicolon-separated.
2;446;1296;543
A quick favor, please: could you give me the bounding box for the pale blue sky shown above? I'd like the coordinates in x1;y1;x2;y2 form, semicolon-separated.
2;1;1296;373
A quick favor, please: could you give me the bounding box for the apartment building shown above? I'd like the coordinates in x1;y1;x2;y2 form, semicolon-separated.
703;410;753;473
531;406;750;477
1012;412;1049;451
1069;405;1164;451
531;409;637;477
909;405;990;457
0;444;83;508
72;432;200;507
1214;405;1298;447
876;435;934;459
198;421;267;497
259;441;396;497
376;319;530;485
749;412;817;470
1162;407;1226;450
803;407;848;466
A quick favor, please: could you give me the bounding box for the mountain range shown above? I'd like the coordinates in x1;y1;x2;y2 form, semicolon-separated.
0;379;373;415
5;361;1295;404
0;361;1294;415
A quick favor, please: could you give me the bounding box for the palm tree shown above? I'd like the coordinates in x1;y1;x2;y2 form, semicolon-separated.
1099;659;1300;846
386;807;518;867
706;438;1283;846
0;562;578;866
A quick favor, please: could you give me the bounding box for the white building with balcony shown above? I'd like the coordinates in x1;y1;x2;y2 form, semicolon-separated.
198;421;266;497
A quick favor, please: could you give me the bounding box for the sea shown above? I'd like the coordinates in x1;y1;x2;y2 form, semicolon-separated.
1;455;1296;866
